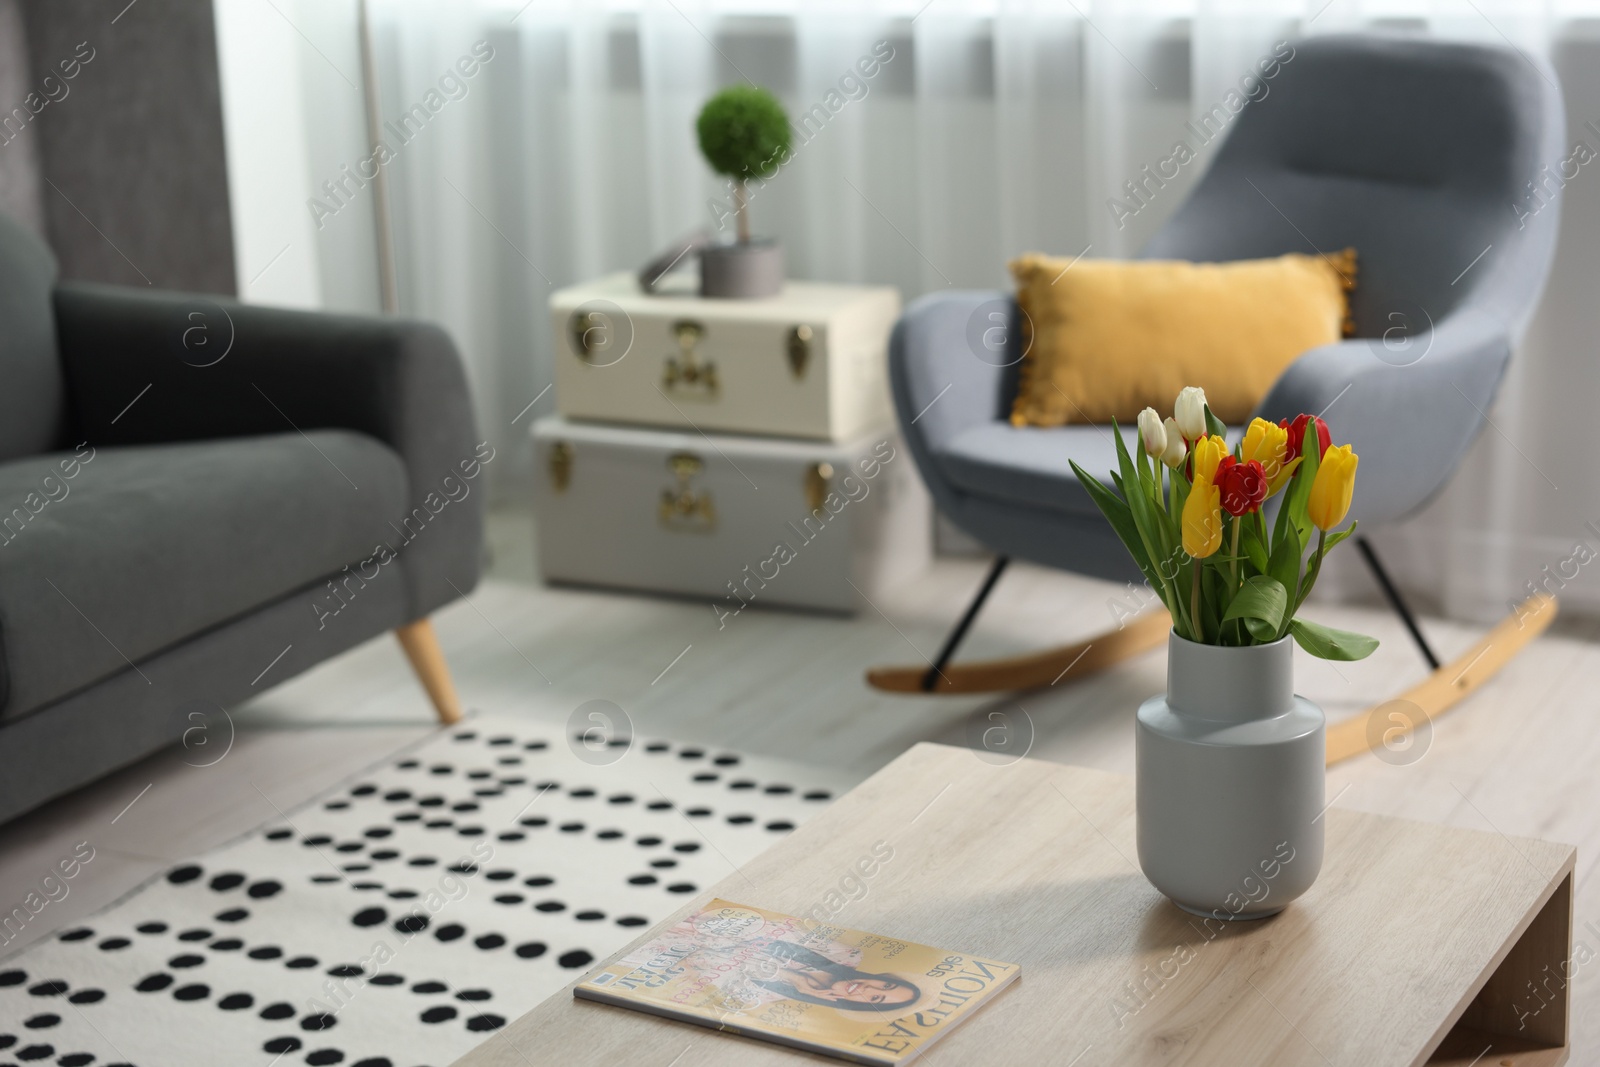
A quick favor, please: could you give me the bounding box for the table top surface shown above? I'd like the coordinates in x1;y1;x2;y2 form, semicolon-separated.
451;742;1574;1067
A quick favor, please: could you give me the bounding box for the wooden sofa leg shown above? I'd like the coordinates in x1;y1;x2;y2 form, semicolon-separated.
395;618;464;725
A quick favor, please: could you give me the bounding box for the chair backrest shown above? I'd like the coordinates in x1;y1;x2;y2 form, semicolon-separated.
0;212;63;460
1142;33;1562;344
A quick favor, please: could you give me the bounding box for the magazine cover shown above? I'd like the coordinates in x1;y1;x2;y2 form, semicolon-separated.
573;899;1020;1065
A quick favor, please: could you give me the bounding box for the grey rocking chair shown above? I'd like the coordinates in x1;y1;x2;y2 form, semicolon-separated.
869;34;1564;763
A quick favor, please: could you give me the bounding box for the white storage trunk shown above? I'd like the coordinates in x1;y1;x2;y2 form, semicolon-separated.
549;272;900;442
531;416;930;614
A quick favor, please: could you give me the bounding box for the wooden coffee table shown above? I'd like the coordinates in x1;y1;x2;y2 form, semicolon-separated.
452;743;1574;1066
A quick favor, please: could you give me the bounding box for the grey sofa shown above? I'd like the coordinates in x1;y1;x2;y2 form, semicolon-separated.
0;213;483;824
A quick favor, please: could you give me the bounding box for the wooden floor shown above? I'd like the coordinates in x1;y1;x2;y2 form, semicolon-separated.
4;505;1599;1054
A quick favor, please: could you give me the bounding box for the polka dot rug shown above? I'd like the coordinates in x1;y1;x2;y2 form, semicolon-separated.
0;719;853;1067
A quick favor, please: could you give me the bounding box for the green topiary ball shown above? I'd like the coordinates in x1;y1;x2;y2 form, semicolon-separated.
696;85;792;181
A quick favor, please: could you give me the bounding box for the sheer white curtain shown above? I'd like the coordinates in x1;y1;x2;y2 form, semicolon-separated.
357;0;1600;622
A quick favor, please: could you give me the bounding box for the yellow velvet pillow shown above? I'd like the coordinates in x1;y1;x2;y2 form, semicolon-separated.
1008;250;1356;428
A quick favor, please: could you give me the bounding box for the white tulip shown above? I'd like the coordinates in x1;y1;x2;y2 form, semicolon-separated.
1160;417;1188;468
1174;386;1209;441
1136;407;1165;458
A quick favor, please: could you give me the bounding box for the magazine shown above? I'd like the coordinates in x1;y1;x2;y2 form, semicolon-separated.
573;899;1020;1064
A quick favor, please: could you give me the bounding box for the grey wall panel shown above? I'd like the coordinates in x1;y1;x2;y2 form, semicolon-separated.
22;0;234;293
0;0;44;236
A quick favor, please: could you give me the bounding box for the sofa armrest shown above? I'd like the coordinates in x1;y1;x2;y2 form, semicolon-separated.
54;281;484;617
1254;305;1513;525
890;290;1020;507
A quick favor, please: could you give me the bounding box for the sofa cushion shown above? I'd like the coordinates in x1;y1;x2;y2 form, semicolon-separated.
0;214;64;460
0;430;409;719
934;423;1136;516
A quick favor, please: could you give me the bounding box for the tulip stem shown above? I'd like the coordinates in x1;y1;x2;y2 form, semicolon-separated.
1191;564;1203;643
1228;520;1243;644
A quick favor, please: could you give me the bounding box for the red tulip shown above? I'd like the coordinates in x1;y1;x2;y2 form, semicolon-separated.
1279;414;1331;463
1218;458;1267;516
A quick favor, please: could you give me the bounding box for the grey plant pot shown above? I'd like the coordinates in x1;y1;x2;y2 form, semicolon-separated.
1136;632;1324;921
700;238;784;299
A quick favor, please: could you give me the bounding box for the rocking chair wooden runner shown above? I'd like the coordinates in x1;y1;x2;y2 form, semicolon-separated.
868;35;1565;766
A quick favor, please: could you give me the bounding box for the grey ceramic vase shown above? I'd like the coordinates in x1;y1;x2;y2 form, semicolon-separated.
700;238;783;298
1136;632;1324;920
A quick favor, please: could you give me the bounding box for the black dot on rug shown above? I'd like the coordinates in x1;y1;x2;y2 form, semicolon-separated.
475;934;505;950
649;859;677;869
303;835;333;847
287;957;319;969
369;974;404;986
177;929;211;941
220;992;254;1010
452;730;476;741
327;965;363;978
411;981;447;994
424;820;453;830
393;915;429;934
384;789;412;802
312;875;340;883
60;1054;94;1066
692;773;718;783
514;942;546;959
667;883;697;894
211;939;243;951
263;1035;302;1053
260;1002;295;1019
352;1058;393;1067
685;808;711;818
352;783;378;796
28;980;67;997
450;801;479;812
325;801;350;811
608;794;635;805
248;946;283;960
673;843;701;853
136;922;168;934
523;739;548;750
23;1014;58;1028
167;865;202;884
522;875;552;887
520;816;547;828
488;735;513;746
645;741;668;752
397;759;419;769
214;908;249;922
352;907;387;927
456;826;484;837
306;1049;345;1065
494;894;525;906
804;790;833;801
364;827;393;839
766;821;795;832
173;984;209;1001
167;954;204;969
135;973;173;992
726;814;754;825
209;872;245;891
98;937;130;951
575;910;604;921
596;830;623;840
388;890;418;901
248;880;283;899
301;1012;338;1031
558;950;594;969
370;850;399;861
466;1014;506;1032
266;828;293;840
58;928;92;942
485;869;514;881
408;857;437;867
0;1034;13;1049
634;836;661;847
712;754;740;766
764;784;794;795
336;843;365;853
628;875;657;886
417;795;445;808
420;1006;457;1024
15;1043;53;1061
534;901;566;913
558;822;584;833
428;764;452;775
616;916;649;927
67;989;104;1004
645;801;671;811
434;924;464;942
496;831;524;842
678;748;704;760
447;862;477;874
456;988;491;1002
0;970;25;985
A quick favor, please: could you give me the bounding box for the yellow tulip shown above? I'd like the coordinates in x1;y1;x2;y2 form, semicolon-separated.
1308;444;1358;530
1190;434;1228;486
1240;418;1295;493
1182;474;1223;558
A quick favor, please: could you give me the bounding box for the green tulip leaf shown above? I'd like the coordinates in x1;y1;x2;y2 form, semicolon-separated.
1203;403;1228;441
1289;617;1379;660
1244;616;1280;642
1240;522;1270;574
1222;575;1288;630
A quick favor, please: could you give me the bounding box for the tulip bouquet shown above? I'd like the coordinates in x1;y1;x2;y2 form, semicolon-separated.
1070;387;1377;659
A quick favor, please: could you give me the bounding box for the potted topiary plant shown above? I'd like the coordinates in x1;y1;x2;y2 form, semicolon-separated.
696;84;792;298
